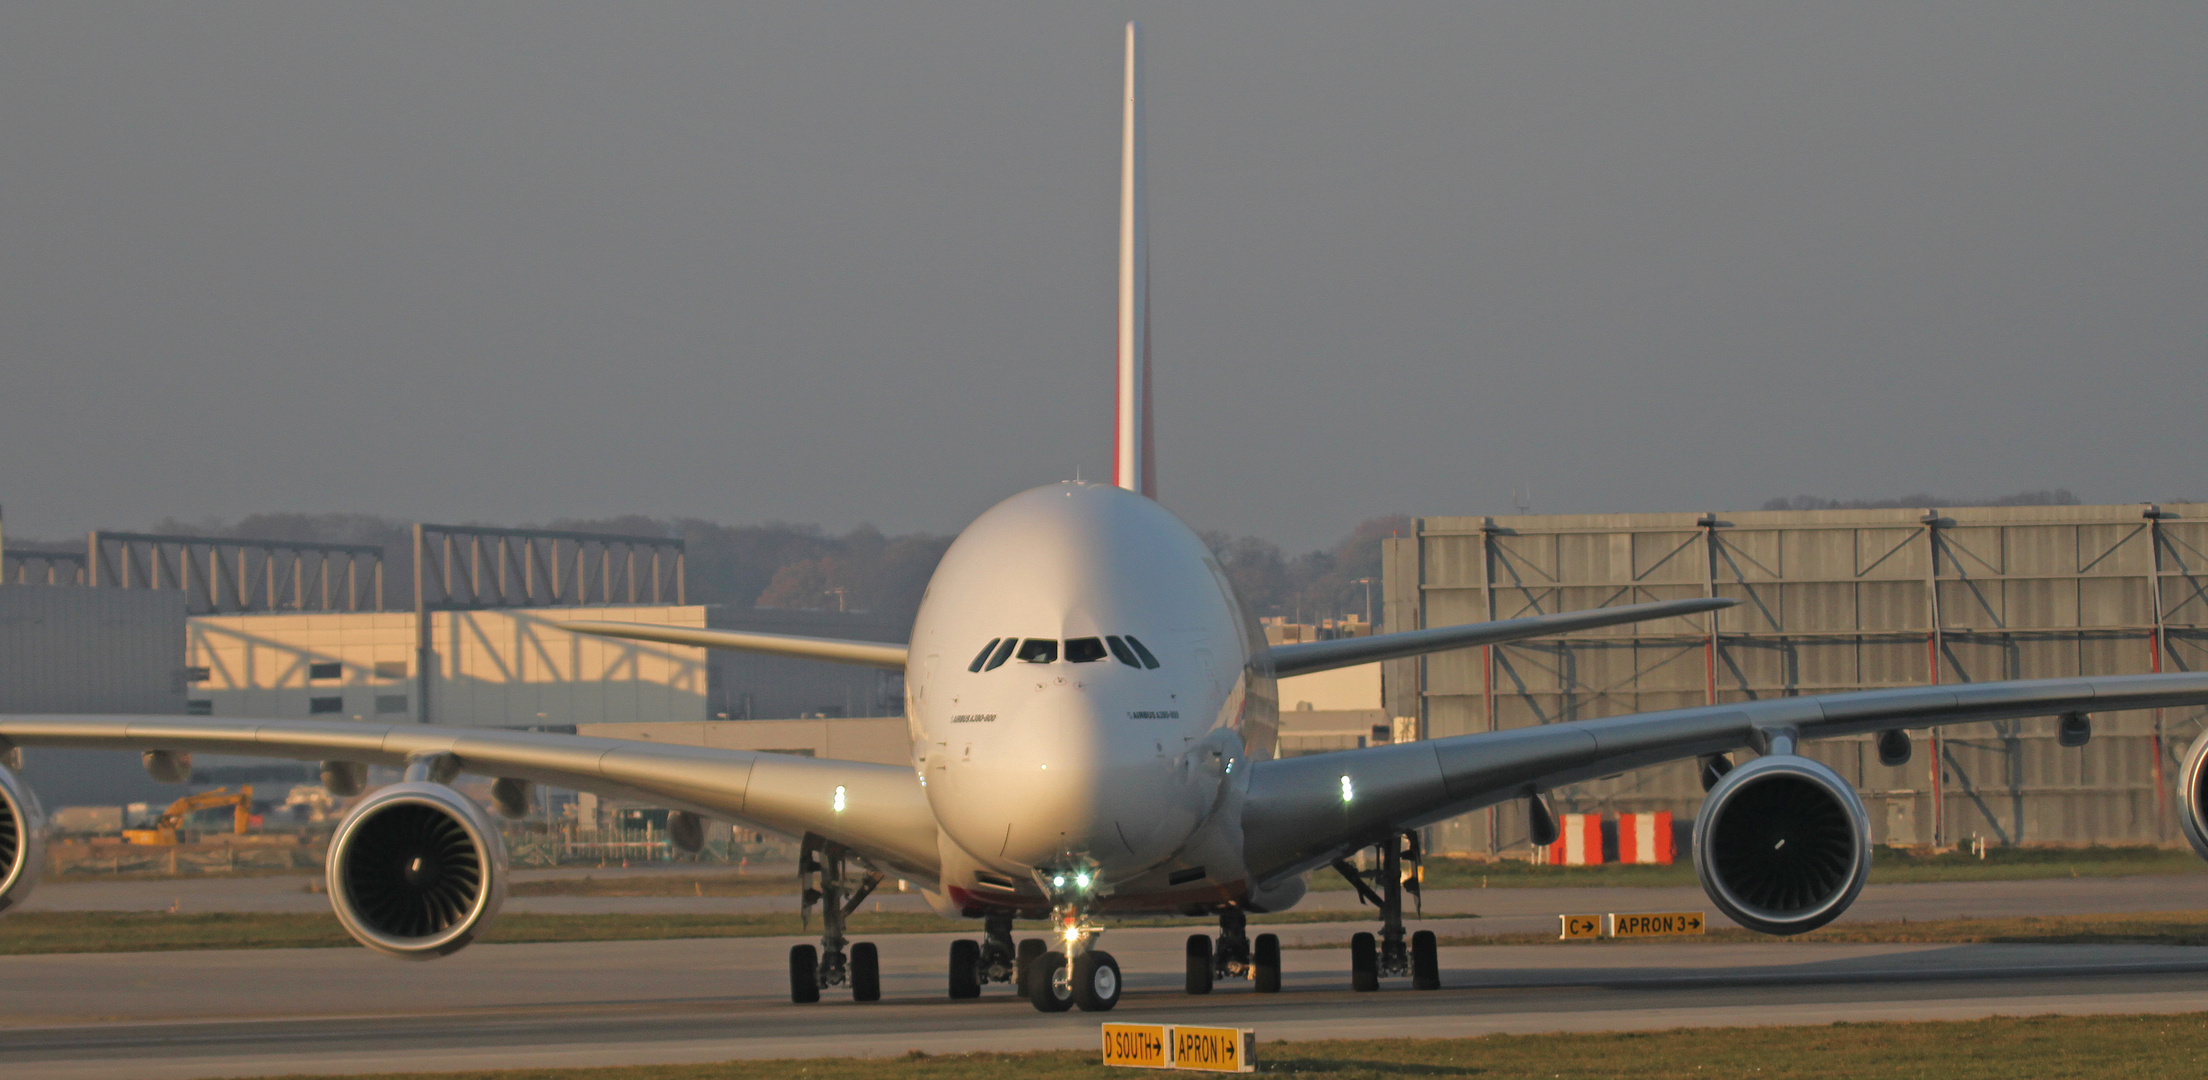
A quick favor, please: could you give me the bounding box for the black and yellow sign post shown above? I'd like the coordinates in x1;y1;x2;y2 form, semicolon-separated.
1101;1023;1256;1073
1604;911;1705;938
1101;1024;1170;1069
1558;914;1602;940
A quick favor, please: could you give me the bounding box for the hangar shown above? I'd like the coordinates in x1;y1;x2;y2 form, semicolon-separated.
1381;501;2208;854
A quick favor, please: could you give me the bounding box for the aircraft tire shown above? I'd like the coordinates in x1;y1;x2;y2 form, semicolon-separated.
1350;932;1379;992
1411;930;1440;990
1252;933;1282;994
1184;934;1213;995
1030;951;1075;1012
1074;951;1122;1012
788;944;820;1004
1016;937;1047;998
850;941;881;1002
948;939;982;999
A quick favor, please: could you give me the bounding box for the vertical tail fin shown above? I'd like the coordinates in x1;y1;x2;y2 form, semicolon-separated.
1114;21;1156;498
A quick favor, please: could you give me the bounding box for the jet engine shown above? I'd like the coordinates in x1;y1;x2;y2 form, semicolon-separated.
0;764;46;915
2178;729;2208;864
1692;754;1870;935
326;781;506;959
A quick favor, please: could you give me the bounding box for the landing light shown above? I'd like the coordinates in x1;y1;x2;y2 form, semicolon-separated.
1075;871;1092;889
1053;874;1066;887
1340;775;1354;804
833;785;847;812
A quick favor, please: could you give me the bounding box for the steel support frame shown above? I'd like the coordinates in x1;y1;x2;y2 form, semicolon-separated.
411;522;687;725
85;531;383;614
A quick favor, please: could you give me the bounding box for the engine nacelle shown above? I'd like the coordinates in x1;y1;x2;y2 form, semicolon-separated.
0;764;46;915
326;782;506;959
2178;728;2208;863
1692;754;1870;935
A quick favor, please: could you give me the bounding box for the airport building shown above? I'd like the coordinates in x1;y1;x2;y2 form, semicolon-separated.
1381;501;2208;854
12;502;2208;855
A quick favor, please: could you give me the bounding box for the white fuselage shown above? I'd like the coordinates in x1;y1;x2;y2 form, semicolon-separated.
906;482;1278;912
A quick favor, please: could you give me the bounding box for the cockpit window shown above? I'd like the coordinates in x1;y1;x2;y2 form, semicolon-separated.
1065;637;1108;663
1123;634;1162;669
1015;638;1059;664
983;638;1017;671
968;639;1001;673
1104;635;1141;668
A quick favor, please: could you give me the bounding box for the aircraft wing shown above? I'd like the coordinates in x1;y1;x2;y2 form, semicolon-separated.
557;621;908;670
1241;671;2208;882
1268;597;1736;678
0;715;939;880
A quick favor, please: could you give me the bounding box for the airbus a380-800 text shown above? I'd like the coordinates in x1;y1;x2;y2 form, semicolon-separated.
6;24;2208;1014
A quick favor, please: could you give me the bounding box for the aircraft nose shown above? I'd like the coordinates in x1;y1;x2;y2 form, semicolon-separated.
937;684;1205;877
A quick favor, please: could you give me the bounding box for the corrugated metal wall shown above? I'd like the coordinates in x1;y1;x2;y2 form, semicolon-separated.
1383;503;2208;853
0;586;186;713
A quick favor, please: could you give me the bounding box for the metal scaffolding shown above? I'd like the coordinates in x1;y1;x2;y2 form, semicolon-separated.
3;547;88;586
411;523;686;724
1387;502;2208;852
84;532;385;614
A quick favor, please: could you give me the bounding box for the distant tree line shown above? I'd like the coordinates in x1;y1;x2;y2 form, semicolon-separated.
88;511;1408;627
1758;489;2081;512
37;491;2116;627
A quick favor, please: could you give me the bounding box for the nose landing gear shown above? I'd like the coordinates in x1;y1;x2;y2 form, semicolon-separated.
1029;895;1118;1012
1331;831;1439;992
789;833;885;1004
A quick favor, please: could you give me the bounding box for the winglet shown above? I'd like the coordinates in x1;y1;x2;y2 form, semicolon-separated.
1114;21;1156;498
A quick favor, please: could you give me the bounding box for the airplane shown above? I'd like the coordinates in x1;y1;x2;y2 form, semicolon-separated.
7;23;2208;1015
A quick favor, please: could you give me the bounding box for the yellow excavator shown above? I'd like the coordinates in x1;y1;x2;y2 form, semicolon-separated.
122;785;256;845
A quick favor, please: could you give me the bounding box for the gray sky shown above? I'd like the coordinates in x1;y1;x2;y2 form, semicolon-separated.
3;3;2202;552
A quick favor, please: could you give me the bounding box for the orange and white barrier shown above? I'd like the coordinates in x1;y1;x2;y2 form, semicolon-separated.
1547;813;1605;865
1616;811;1674;864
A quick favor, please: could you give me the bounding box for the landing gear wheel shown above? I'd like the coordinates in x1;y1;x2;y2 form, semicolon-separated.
850;941;881;1002
1350;931;1379;992
1016;938;1047;998
948;939;982;999
1075;950;1122;1012
1252;933;1282;994
788;944;820;1004
1185;934;1213;995
1030;951;1075;1012
1411;930;1440;990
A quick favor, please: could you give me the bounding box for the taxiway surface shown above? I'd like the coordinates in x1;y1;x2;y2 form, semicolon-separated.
6;923;2208;1079
8;872;2207;1078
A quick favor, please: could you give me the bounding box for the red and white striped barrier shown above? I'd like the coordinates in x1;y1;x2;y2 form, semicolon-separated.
1617;811;1674;865
1546;813;1605;865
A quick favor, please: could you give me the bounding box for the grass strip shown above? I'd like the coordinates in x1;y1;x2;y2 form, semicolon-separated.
1277;909;2208;950
1312;845;2205;891
222;1013;2208;1079
0;908;1466;956
16;907;2208;957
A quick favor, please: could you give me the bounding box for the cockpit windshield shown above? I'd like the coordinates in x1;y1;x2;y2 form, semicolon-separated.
972;635;1160;670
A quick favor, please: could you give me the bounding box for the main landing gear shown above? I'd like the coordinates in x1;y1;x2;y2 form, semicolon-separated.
788;833;886;1004
947;912;1046;999
1184;908;1281;995
1331;831;1439;992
